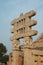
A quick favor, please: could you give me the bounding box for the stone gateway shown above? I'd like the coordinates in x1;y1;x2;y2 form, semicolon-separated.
7;10;43;65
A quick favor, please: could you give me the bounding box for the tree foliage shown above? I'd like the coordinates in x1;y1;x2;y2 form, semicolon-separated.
0;43;9;64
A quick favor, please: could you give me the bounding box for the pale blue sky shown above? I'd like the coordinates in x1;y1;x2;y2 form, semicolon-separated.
0;0;43;53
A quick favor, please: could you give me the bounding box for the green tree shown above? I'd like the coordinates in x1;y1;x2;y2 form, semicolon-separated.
0;43;9;64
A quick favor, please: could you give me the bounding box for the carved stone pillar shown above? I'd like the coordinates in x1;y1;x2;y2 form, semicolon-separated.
23;37;35;65
12;39;20;65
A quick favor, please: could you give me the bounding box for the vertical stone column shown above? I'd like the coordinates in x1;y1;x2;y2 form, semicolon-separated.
37;56;41;65
12;39;20;65
23;37;35;65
